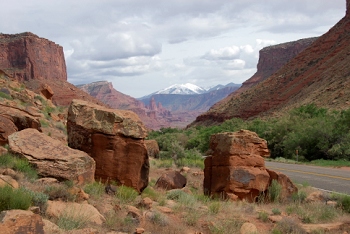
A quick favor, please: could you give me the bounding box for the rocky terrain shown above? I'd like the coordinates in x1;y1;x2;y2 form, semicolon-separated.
191;1;350;126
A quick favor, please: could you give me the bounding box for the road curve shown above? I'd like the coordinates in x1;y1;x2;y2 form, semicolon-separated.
265;161;350;195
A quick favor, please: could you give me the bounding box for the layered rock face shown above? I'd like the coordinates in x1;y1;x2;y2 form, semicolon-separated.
204;130;297;202
67;99;149;192
0;32;66;81
0;33;104;106
192;2;350;125
8;128;95;184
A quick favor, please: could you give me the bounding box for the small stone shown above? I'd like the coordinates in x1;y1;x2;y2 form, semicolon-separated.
135;227;145;234
240;222;258;234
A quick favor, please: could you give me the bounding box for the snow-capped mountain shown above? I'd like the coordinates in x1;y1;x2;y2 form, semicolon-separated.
155;83;206;95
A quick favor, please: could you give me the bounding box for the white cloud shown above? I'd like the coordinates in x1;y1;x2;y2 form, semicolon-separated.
0;0;345;97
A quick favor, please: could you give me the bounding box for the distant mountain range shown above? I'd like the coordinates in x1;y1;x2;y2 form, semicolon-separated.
138;83;241;112
139;82;239;99
77;81;240;129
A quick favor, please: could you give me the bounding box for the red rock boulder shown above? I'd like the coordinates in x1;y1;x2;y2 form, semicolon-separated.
8;128;95;185
204;130;296;202
67;99;149;193
0;210;45;234
155;170;187;190
0;104;42;145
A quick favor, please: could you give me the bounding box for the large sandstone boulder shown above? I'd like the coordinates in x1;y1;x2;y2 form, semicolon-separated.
204;130;296;202
46;200;105;225
67;99;149;193
0;104;42;145
8;128;95;184
0;210;45;234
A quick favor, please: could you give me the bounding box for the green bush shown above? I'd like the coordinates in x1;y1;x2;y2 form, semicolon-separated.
83;181;105;199
115;185;138;203
268;180;282;202
0;153;38;180
336;194;350;213
0;91;13;100
57;210;90;230
0;186;32;212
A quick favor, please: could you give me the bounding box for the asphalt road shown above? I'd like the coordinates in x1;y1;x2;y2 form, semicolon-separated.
265;161;350;195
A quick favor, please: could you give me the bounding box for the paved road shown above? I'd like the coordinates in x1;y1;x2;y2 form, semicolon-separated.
265;161;350;194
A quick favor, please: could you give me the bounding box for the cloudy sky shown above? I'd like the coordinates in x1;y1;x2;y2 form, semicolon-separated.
0;0;346;98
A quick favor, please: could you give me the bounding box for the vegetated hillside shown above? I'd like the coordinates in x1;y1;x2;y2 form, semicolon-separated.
191;3;350;126
140;84;240;112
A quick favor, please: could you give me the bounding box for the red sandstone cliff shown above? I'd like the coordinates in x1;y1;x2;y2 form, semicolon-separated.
0;32;104;106
191;1;350;126
0;32;66;81
210;38;317;110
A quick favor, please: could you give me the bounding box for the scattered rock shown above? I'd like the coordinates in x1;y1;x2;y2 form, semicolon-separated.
139;197;153;210
42;219;61;234
267;169;298;200
68;186;90;202
46;200;105;225
67;99;149;193
305;191;327;203
35;177;59;184
135;227;145;234
0;146;8;155
0;210;44;234
180;166;191;173
126;205;143;224
268;215;283;223
302;222;349;233
155;170;187;190
8;128;96;185
105;184;117;195
2;168;16;178
39;84;54;100
156;206;173;214
0;174;19;188
240;222;258;234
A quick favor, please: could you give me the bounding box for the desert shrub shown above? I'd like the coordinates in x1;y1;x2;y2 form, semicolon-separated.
336;194;350;213
0;91;13;100
209;201;221;214
148;211;168;226
184;210;200;226
44;184;76;202
258;211;269;222
115;185;138;203
272;217;306;234
57;210;90;230
268;180;282;202
292;191;307;204
166;189;186;200
55;122;67;134
272;207;281;215
0;153;38;180
0;186;32;212
83;181;105;199
22;188;49;213
141;186;159;201
209;218;243;234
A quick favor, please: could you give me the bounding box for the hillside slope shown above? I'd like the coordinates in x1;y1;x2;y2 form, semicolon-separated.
191;1;350;126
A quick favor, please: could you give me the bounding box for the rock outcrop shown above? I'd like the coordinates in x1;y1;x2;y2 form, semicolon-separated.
67;99;149;193
0;33;105;107
204;130;297;202
191;2;350;125
0;210;45;234
8;128;95;184
0;32;66;82
0;103;42;145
